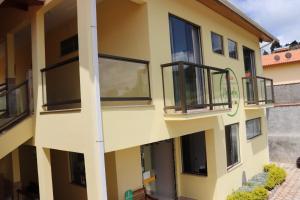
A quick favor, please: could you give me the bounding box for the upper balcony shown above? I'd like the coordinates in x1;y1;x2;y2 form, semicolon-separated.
40;54;151;111
161;61;232;119
242;76;275;109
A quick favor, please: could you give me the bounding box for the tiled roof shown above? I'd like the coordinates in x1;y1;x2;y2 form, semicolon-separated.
262;49;300;67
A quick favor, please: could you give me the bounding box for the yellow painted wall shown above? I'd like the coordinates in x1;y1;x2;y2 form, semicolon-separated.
104;152;118;200
115;146;143;200
263;62;300;85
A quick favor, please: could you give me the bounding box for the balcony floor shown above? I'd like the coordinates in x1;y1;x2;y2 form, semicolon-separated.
164;109;230;121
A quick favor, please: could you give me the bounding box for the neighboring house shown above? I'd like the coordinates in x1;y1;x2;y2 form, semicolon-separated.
0;0;276;200
263;49;300;164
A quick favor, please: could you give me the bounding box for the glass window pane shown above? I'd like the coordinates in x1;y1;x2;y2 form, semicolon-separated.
246;118;261;139
211;32;223;54
228;39;238;59
181;131;207;175
225;124;240;167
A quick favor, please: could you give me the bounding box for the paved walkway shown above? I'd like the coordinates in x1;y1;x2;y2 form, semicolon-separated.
269;163;300;200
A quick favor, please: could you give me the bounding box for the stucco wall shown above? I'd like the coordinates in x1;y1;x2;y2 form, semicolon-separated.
263;62;300;85
266;82;300;164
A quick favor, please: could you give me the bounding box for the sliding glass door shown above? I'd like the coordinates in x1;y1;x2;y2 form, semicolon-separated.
169;15;204;108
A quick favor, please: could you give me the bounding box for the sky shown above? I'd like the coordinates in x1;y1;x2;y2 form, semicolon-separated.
229;0;300;47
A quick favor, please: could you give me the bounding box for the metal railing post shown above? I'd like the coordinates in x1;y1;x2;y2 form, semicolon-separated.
179;62;187;113
263;79;268;104
271;79;275;104
207;69;213;110
225;70;232;109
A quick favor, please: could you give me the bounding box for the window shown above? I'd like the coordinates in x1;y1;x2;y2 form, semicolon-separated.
225;124;240;168
69;152;86;187
60;35;78;56
211;32;224;54
181;131;207;176
228;39;238;59
246;118;261;139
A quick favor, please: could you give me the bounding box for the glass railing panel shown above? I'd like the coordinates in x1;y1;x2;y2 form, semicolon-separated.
99;56;151;101
242;76;274;106
41;58;81;110
162;64;177;110
257;77;266;104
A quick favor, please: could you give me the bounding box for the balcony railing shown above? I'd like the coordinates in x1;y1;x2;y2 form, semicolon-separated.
0;80;30;133
161;61;232;114
41;57;81;111
41;54;151;110
242;76;275;105
98;54;151;101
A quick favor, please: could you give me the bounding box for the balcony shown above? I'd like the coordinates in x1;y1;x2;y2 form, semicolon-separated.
40;54;151;111
242;76;275;108
161;61;232;118
0;81;30;132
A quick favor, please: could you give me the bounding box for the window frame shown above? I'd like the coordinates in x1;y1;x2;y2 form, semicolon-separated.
211;31;224;55
180;131;208;176
246;118;262;140
68;152;87;187
225;123;241;169
228;39;238;59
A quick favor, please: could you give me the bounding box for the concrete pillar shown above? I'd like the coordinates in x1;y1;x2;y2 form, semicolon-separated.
36;147;53;200
31;8;45;114
12;149;21;200
76;0;107;199
31;10;53;200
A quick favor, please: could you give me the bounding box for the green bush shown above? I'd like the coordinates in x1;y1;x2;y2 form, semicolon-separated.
227;164;286;200
226;187;268;200
263;164;277;172
264;164;287;190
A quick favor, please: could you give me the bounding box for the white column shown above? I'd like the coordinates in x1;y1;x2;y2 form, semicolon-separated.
31;10;54;200
76;0;107;199
36;147;54;200
12;149;21;200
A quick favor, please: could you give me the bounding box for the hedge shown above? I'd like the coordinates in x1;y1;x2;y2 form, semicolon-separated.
226;164;287;200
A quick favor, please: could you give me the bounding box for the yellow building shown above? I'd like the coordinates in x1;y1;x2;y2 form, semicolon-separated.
0;0;276;199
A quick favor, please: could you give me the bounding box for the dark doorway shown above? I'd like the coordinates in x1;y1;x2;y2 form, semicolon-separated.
243;47;257;103
141;140;177;200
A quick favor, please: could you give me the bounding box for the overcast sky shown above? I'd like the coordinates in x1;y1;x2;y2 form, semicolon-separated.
229;0;300;46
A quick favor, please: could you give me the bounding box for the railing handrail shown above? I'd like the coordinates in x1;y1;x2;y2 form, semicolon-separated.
161;61;228;73
40;57;79;72
99;54;149;65
40;54;150;73
242;75;273;82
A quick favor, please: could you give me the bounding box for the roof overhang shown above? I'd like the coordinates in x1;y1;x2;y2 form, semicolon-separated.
0;0;44;10
197;0;278;43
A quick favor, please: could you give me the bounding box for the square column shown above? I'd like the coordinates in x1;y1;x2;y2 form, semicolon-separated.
76;0;107;199
31;10;54;200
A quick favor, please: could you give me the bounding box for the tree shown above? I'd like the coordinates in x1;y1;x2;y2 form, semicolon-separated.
263;50;269;55
270;41;281;52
